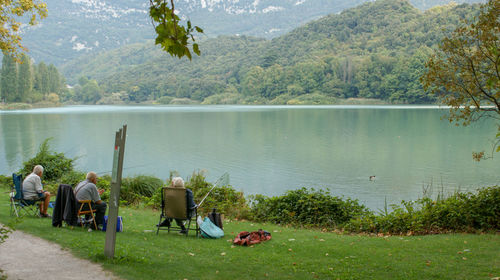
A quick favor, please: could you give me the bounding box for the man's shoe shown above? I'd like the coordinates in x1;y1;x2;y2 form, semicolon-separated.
179;226;187;234
91;224;103;231
158;219;171;227
40;213;51;218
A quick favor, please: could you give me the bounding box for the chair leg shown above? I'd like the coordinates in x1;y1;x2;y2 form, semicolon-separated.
156;214;163;235
89;210;97;230
185;219;191;237
10;199;19;217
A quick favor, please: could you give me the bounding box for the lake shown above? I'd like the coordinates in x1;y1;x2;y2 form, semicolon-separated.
1;105;498;210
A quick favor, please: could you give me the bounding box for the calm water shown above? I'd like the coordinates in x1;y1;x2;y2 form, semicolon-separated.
0;105;498;209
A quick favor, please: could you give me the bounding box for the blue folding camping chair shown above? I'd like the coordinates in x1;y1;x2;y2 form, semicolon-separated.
10;173;42;217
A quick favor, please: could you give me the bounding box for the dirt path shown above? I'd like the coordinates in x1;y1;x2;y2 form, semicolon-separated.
0;230;119;280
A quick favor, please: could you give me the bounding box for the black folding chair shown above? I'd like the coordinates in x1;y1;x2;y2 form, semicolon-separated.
156;187;199;237
10;174;42;217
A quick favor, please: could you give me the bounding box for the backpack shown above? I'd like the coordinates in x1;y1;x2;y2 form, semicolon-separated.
208;208;223;229
233;229;272;246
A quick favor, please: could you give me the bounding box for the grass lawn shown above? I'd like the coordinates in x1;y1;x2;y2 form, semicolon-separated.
1;190;499;280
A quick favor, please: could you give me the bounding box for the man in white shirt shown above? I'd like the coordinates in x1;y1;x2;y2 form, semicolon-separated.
22;165;51;217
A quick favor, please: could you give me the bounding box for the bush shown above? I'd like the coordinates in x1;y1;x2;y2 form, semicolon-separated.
0;175;11;187
20;139;74;182
345;186;500;234
156;96;174;104
120;175;164;205
249;188;370;228
59;170;86;187
171;171;250;219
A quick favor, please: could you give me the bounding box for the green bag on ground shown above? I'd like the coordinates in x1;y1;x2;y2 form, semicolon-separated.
200;217;224;238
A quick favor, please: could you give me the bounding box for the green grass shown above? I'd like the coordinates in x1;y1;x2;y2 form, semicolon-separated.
1;191;499;280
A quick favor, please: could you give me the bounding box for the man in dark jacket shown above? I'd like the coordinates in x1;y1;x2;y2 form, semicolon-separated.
158;177;196;234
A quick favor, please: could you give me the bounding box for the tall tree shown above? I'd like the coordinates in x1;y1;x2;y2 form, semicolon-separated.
35;62;49;97
0;1;47;59
422;0;499;159
47;64;60;94
1;53;18;102
17;54;32;102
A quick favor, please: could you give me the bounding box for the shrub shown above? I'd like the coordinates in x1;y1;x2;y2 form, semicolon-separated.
20;139;74;182
175;171;250;218
0;175;11;187
156;96;174;104
249;188;370;228
59;170;86;187
344;186;500;234
120;175;164;205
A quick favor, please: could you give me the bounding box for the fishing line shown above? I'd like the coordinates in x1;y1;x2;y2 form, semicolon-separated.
95;162;156;176
198;172;229;207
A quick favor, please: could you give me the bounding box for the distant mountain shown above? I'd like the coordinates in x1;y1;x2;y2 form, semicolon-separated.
20;0;485;65
60;0;481;105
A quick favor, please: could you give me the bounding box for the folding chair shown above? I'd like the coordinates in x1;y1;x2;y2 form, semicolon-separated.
10;173;42;217
157;187;199;237
77;200;97;230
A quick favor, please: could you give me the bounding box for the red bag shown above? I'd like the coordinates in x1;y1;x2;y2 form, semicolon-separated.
233;229;271;246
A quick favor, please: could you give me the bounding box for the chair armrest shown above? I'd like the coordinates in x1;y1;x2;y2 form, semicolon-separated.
189;204;198;210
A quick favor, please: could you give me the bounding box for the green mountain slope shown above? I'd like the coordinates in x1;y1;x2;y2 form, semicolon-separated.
61;0;481;104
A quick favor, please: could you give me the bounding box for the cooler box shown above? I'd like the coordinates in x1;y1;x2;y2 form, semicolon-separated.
102;215;123;232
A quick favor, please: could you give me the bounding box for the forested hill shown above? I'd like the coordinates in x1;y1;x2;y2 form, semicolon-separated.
19;0;483;65
60;0;480;105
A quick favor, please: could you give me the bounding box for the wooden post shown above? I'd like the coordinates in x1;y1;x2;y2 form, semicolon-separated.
104;125;127;258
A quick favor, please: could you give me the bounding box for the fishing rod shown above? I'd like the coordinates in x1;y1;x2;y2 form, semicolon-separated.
198;172;229;207
95;163;155;176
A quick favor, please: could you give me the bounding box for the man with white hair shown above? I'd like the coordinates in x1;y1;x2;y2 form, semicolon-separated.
159;176;196;234
75;171;107;230
22;165;51;218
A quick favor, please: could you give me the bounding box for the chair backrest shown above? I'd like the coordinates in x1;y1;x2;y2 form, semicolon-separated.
163;187;187;219
12;173;23;200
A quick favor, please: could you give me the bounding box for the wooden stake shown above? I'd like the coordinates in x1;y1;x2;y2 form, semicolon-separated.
105;125;127;258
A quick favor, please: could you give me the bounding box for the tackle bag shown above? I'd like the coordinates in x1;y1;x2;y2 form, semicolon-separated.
200;217;224;238
208;208;223;230
102;215;123;232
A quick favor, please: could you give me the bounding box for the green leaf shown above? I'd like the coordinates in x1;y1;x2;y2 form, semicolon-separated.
195;26;204;33
193;43;200;56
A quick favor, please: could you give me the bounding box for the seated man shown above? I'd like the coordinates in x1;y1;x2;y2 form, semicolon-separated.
159;176;196;234
74;172;107;230
22;165;51;218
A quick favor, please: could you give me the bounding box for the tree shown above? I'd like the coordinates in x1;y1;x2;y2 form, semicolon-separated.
1;1;198;60
0;0;47;59
1;52;18;102
47;64;61;94
422;0;499;159
34;62;49;97
17;54;32;102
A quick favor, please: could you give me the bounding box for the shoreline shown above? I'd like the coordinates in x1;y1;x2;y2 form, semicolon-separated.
1;103;448;113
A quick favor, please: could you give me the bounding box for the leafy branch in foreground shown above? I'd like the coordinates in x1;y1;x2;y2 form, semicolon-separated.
422;0;499;160
149;0;203;60
0;0;47;60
